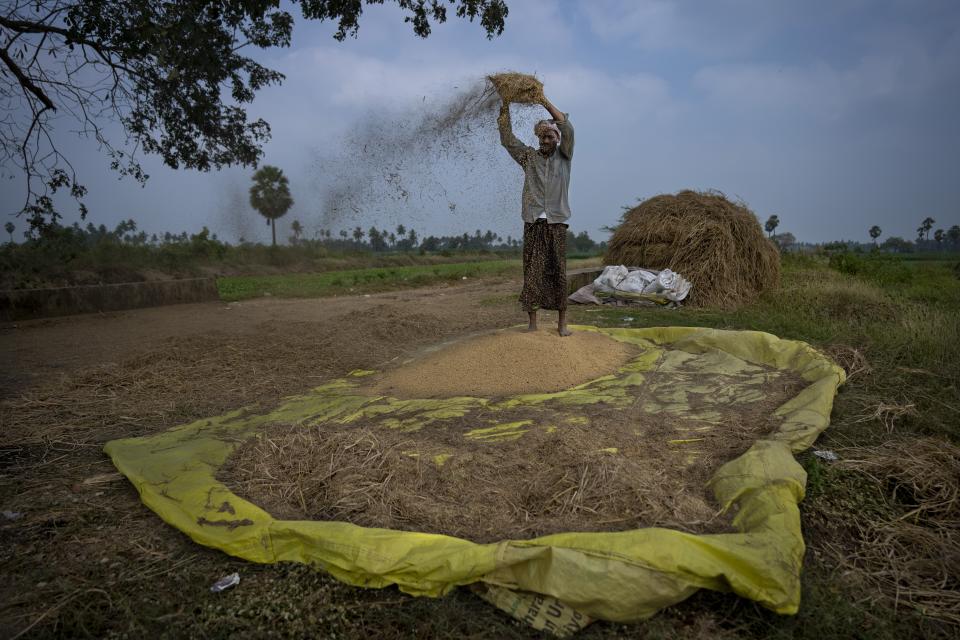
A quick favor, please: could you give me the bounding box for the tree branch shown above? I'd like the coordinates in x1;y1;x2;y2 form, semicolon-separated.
0;47;56;111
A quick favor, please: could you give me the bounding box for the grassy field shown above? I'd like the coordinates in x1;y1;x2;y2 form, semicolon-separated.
217;260;522;301
216;257;602;301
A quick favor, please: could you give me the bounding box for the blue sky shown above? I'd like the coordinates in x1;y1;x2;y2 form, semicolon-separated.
2;0;959;244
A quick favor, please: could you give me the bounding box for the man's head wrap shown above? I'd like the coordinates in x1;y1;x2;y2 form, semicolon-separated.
534;120;561;140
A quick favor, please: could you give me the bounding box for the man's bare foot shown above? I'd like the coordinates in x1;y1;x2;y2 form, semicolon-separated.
557;310;571;336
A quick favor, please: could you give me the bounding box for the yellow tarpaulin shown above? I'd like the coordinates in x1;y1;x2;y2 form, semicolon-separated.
104;326;844;634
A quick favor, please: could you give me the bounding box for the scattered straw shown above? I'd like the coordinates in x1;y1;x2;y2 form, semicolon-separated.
830;438;960;625
851;401;918;433
824;344;871;381
604;190;781;308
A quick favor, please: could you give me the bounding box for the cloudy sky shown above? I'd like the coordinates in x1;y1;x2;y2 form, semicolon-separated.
3;0;959;244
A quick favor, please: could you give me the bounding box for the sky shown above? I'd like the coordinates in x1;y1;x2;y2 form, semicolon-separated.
2;0;959;245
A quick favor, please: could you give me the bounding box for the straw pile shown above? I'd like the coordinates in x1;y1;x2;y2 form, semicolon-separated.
220;402;785;543
488;72;545;105
221;362;805;543
604;190;781;308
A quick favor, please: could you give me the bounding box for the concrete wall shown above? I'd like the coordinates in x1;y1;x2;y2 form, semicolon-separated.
0;278;220;322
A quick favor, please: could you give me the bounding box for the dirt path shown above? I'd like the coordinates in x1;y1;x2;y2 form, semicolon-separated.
2;277;535;396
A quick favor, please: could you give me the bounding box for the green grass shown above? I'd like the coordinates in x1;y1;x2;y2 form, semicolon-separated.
216;260;523;301
216;258;603;302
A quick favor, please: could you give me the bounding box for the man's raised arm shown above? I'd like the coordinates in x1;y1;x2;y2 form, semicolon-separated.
543;97;574;160
498;102;529;165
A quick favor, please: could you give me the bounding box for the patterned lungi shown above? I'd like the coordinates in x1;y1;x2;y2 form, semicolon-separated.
520;219;568;312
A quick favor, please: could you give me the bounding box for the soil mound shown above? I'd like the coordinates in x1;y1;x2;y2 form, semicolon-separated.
371;328;638;398
604;190;781;308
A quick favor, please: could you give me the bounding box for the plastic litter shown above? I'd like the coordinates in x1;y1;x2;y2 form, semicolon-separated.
2;510;23;521
813;449;839;461
210;572;240;593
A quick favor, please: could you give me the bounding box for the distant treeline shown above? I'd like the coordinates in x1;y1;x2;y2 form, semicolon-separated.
779;235;960;254
0;220;606;289
289;223;605;255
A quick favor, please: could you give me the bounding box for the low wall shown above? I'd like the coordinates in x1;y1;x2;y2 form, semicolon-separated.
567;267;603;294
0;278;221;322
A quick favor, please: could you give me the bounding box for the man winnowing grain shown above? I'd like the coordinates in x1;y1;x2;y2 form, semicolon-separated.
498;95;574;337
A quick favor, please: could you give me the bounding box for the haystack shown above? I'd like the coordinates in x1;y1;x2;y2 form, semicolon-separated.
604;190;780;308
488;72;545;105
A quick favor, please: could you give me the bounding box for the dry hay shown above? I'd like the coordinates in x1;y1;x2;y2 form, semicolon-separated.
833;438;960;626
823;344;871;382
221;365;804;544
487;72;545;105
372;328;638;398
604;190;781;308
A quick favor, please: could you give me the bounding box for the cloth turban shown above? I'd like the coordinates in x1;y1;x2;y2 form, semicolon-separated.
534;120;561;140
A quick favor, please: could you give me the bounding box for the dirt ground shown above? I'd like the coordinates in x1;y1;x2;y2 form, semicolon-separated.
1;277;524;396
3;275;614;639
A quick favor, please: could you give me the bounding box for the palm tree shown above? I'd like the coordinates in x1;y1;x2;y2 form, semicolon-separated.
920;216;935;241
934;229;944;246
4;221;13;243
352;226;364;244
290;219;303;244
764;215;779;238
869;225;881;246
948;225;960;248
249;166;294;246
396;224;406;238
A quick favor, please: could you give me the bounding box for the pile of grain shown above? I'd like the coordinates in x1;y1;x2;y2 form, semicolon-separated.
372;328;637;398
605;190;781;308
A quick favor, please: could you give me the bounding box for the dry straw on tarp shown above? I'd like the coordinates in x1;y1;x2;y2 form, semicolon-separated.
219;328;806;544
605;190;781;308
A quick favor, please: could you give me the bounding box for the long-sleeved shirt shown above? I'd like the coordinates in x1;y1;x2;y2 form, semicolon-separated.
499;108;574;224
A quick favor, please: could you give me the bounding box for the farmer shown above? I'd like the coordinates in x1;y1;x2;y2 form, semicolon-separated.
498;96;575;336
